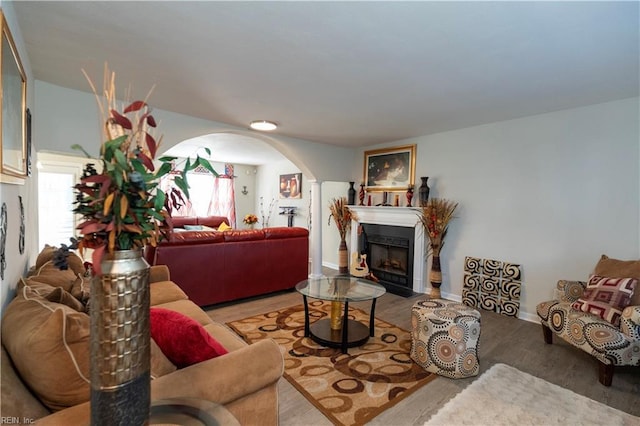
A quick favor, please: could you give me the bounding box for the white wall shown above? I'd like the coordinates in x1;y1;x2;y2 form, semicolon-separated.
255;159;310;229
322;181;351;269
33;81;356;182
357;98;639;320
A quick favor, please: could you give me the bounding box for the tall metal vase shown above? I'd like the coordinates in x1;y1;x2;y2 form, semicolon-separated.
332;239;349;330
91;249;150;426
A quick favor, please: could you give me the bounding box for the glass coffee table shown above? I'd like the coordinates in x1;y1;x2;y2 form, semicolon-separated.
295;275;386;353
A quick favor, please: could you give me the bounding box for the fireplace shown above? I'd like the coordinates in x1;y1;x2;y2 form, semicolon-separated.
349;206;427;295
359;224;414;296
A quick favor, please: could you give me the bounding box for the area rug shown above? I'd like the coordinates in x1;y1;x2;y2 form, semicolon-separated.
227;301;436;426
425;363;639;426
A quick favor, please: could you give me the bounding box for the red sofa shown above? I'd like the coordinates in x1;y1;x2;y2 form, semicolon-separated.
145;217;309;307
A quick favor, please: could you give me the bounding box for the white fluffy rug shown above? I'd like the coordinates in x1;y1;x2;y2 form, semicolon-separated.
425;363;638;426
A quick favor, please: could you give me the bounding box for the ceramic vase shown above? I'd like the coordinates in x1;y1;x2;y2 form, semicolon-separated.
429;253;442;299
358;184;365;206
406;185;414;207
91;249;150;426
419;177;430;207
347;182;356;205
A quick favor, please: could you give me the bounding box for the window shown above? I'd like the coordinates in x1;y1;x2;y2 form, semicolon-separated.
36;153;92;251
161;166;237;227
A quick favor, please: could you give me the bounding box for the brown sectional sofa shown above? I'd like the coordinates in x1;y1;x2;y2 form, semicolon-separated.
1;253;283;425
145;216;310;307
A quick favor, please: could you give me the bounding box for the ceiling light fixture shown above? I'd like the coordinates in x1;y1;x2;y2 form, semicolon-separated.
249;120;278;131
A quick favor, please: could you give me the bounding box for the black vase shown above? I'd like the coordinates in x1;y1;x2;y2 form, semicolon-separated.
347;182;356;205
419;177;430;206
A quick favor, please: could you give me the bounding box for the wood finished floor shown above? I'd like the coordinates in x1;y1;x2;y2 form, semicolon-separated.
206;287;640;425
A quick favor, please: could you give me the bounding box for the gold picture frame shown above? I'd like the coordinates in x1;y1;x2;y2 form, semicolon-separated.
364;145;416;192
0;10;27;184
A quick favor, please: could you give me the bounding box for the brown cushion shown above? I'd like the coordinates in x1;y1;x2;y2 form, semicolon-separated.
69;275;90;304
44;287;85;312
29;261;79;292
0;345;51;421
1;286;91;411
34;245;85;276
595;255;640;305
34;245;58;270
150;281;188;306
150;338;177;378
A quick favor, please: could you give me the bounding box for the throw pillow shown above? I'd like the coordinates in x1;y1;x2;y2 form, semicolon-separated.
217;222;232;232
44;287;85;312
150;308;228;368
594;255;640;306
571;275;638;327
29;261;79;292
34;245;86;276
184;224;203;231
1;286;90;411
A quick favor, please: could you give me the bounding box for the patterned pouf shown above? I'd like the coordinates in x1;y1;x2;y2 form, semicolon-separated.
410;299;481;378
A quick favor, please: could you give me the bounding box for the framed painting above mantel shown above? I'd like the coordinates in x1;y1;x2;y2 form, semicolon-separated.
0;10;27;185
364;145;416;192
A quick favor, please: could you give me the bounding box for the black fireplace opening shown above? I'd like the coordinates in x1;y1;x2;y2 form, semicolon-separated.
359;223;414;297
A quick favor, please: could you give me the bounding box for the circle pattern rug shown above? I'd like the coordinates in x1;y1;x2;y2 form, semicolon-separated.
226;301;437;426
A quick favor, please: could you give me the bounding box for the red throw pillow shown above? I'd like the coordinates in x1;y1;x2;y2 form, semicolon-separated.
571;275;637;327
150;308;228;368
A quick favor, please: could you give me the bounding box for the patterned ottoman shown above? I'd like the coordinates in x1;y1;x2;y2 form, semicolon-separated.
410;299;481;378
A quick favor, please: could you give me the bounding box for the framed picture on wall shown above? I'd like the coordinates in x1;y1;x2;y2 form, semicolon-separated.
279;173;302;199
364;145;416;191
0;11;28;184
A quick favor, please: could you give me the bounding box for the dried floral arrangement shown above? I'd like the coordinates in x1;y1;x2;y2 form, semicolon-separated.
66;67;218;273
328;197;357;241
418;198;458;256
243;214;258;225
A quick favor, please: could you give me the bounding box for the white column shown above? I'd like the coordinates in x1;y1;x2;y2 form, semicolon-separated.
309;180;324;278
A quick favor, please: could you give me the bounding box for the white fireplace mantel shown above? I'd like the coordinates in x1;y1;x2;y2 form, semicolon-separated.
349;206;427;293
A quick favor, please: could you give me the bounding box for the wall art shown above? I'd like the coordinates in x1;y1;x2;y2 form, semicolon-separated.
1;202;6;279
462;256;522;318
18;195;25;254
0;11;27;184
279;173;302;199
364;145;415;192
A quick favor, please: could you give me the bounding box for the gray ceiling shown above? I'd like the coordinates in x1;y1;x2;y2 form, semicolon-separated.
13;1;640;154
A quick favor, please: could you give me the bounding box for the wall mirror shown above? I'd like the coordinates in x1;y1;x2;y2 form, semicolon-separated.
0;10;27;184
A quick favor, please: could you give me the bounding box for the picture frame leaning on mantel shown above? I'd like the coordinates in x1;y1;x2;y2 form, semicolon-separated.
363;144;416;192
0;10;28;185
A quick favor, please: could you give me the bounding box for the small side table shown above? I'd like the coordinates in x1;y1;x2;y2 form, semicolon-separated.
150;397;240;426
295;275;386;353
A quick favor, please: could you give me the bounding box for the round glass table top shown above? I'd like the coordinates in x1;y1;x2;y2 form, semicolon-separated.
295;275;386;302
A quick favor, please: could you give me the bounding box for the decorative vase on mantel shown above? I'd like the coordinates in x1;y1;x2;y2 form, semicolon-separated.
347;182;356;205
91;248;150;426
419;177;430;206
406;185;414;207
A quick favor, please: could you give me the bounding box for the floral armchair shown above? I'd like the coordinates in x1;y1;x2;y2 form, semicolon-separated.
536;255;640;386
